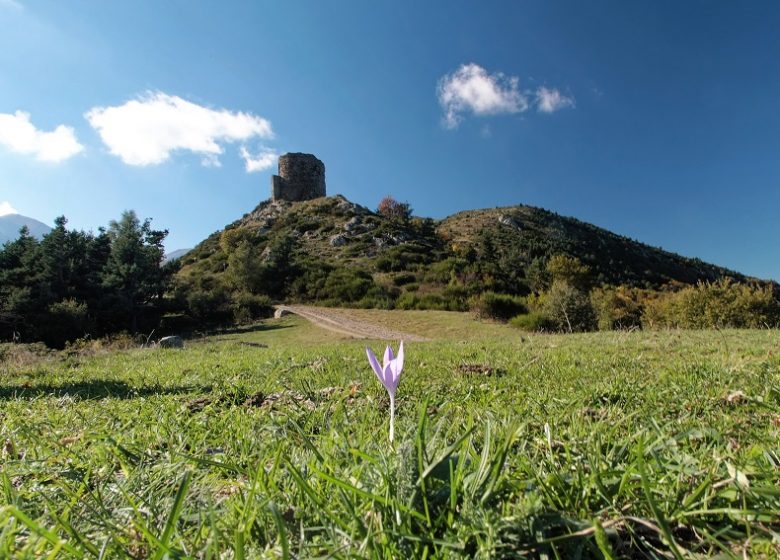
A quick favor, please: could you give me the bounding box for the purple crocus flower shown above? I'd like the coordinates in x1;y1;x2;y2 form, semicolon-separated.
366;341;404;442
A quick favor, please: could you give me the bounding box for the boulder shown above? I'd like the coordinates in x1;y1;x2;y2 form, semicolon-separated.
159;335;184;349
329;234;349;247
343;216;361;232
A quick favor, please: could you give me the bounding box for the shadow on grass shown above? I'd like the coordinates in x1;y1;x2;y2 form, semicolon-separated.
218;322;294;335
0;380;210;400
201;324;294;342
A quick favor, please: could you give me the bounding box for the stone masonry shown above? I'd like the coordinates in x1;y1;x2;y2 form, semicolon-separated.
270;153;326;202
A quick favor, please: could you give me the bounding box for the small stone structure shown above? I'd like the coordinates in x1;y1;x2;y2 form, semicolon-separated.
270;153;326;202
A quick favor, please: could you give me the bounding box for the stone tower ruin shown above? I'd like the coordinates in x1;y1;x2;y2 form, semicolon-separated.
270;153;326;202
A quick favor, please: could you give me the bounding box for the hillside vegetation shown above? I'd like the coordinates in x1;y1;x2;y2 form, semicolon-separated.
181;196;744;293
175;195;778;331
2;195;778;347
1;316;778;557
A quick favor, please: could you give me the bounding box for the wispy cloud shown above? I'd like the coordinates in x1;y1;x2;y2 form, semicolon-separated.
240;146;277;173
437;63;575;128
536;87;575;113
437;63;528;129
0;201;18;216
0;0;23;11
0;111;84;162
85;92;274;169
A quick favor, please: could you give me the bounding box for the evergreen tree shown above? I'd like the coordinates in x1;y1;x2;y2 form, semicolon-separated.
102;211;170;333
0;227;41;339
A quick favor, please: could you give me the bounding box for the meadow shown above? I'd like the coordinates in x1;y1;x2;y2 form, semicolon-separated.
0;311;778;558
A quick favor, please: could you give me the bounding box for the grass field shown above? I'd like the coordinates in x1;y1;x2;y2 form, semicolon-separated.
1;312;779;558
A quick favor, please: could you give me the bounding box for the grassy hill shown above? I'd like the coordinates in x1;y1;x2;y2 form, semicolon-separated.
176;195;754;315
438;205;742;287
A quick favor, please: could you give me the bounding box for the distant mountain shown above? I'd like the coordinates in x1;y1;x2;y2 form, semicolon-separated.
0;214;52;245
164;248;191;263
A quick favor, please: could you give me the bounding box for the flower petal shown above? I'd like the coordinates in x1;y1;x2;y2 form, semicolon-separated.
383;345;394;370
366;347;385;386
395;341;404;381
384;363;396;397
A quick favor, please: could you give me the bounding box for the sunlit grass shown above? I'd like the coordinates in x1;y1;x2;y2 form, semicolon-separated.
1;315;779;557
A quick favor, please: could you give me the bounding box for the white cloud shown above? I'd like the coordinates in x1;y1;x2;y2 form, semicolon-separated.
240;146;277;173
85;92;274;168
0;201;18;216
536;87;575;113
0;111;84;162
437;63;529;129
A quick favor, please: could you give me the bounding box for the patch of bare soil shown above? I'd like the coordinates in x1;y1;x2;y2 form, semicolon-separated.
275;305;430;341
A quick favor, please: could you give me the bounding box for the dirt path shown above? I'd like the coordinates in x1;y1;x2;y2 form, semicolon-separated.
275;305;430;342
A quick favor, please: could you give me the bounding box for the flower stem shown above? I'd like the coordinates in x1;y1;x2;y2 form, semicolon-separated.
389;395;395;443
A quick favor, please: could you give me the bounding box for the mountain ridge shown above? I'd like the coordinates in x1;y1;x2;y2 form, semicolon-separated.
0;214;52;245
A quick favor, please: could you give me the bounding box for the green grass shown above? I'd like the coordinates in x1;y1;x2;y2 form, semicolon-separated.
1;314;779;558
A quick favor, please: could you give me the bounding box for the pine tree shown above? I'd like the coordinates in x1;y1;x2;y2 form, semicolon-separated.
102;211;170;333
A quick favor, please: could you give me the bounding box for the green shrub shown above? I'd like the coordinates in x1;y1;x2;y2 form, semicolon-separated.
423;258;463;284
374;245;431;272
186;281;232;324
643;279;780;329
510;312;553;332
394;291;466;311
231;292;273;324
321;269;374;303
393;273;417;286
546;254;592;290
39;299;92;348
470;291;527;321
590;286;643;331
540;281;597;332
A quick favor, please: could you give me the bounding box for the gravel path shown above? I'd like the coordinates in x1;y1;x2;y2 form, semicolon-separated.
276;305;430;342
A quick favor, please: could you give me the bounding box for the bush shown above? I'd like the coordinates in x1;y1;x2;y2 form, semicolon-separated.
393;273;417;286
396;292;465;311
320;269;374;303
510;312;553;332
377;196;412;222
375;245;431;272
540;281;597;332
643;279;780;329
470;291;527;321
590;286;643;331
39;299;92;348
546;254;592;290
231;292;273;324
186;280;232;325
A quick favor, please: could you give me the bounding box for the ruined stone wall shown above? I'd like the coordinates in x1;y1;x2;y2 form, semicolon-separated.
270;153;326;202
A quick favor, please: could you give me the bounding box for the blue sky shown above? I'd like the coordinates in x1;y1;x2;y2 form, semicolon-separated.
1;1;779;280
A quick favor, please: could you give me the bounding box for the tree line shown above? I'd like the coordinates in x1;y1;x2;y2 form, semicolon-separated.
0;211;175;348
